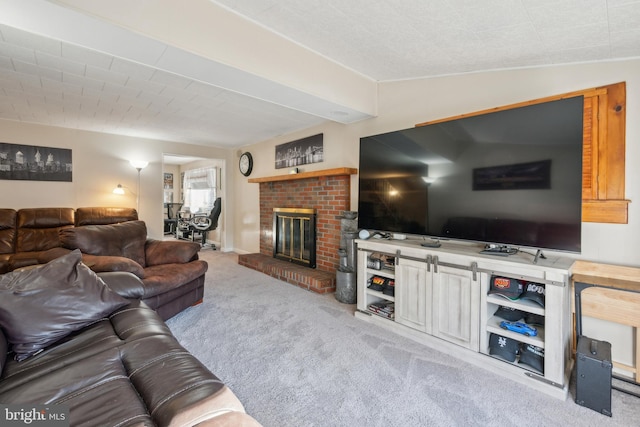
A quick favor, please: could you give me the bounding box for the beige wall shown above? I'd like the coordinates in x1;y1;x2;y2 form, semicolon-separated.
237;59;640;267
0;120;233;245
232;121;363;254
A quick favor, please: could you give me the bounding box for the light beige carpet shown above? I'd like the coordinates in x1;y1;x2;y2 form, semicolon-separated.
166;250;639;427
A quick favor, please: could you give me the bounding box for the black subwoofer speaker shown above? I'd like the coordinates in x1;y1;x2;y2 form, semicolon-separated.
575;336;612;417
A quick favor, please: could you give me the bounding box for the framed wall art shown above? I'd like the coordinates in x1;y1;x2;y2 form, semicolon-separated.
275;134;323;169
0;142;72;182
164;172;174;189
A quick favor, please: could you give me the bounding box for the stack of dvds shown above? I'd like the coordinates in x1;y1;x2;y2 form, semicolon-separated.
368;301;395;319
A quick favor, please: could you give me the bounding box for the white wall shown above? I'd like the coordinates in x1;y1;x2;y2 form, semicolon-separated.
0;119;234;246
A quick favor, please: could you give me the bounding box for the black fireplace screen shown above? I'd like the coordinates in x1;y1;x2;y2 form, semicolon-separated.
273;208;316;268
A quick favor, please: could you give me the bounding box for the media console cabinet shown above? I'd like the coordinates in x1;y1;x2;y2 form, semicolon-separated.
355;238;575;400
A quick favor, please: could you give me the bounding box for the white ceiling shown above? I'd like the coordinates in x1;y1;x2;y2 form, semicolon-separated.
0;0;639;149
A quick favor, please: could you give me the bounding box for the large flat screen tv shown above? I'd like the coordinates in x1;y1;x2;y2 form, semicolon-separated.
358;96;584;253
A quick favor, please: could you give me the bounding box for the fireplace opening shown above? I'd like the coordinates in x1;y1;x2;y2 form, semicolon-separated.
273;208;316;268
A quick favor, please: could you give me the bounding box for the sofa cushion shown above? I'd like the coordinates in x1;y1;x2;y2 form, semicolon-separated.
0;301;167;395
8;247;72;272
0;347;156;426
15;208;75;253
0;209;16;255
7;252;42;271
0;250;128;361
59;220;147;267
75;207;138;226
0;258;9;274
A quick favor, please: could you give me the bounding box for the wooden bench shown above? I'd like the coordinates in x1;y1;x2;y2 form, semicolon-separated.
572;260;640;382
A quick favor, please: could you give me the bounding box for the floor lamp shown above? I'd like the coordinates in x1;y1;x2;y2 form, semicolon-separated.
130;160;148;213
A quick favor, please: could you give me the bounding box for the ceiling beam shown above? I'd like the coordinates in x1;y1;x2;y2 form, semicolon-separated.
1;0;377;123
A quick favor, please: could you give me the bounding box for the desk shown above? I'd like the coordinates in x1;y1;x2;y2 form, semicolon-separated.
572;260;640;382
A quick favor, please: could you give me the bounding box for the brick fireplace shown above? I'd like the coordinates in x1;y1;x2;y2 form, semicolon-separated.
238;168;357;293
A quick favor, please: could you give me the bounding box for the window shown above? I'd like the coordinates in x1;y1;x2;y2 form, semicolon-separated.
182;167;217;214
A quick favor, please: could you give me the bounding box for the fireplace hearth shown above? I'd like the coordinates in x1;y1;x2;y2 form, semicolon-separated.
273;208;316;268
238;167;357;293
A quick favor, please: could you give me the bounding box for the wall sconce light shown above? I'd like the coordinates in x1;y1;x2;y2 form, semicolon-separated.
113;184;136;198
113;161;148;213
113;184;126;195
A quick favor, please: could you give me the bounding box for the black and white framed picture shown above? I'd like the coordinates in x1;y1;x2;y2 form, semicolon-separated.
275;134;323;169
0;142;72;182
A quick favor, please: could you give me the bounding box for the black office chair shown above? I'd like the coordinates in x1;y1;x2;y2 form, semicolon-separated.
164;203;183;236
189;197;221;249
176;210;193;241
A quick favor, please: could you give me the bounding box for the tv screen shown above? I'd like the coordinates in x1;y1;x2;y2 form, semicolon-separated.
358;96;584;253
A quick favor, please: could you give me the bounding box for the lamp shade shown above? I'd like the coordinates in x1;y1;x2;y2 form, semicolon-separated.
130;160;149;170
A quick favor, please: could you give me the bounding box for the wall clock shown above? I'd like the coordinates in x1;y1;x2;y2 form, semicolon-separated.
239;152;253;177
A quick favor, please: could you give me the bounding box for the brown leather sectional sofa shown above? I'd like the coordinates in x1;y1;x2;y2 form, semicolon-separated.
0;207;206;320
0;262;261;426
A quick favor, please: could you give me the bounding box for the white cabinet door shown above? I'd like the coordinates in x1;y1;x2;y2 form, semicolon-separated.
395;258;432;333
432;265;480;350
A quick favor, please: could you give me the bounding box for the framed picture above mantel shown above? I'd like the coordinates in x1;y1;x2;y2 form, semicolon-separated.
275;134;323;169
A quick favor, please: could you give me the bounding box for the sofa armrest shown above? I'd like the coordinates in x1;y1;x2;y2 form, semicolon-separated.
145;239;201;267
121;336;250;427
81;254;145;279
97;271;146;299
195;411;263;427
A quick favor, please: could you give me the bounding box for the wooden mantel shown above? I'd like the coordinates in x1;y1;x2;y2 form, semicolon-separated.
247;167;357;183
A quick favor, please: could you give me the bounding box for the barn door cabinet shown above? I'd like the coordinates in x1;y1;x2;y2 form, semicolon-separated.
356;238;573;400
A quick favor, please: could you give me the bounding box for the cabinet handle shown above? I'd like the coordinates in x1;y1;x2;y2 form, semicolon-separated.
433;256;438;273
426;254;432;272
395;250;400;266
471;262;478;281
